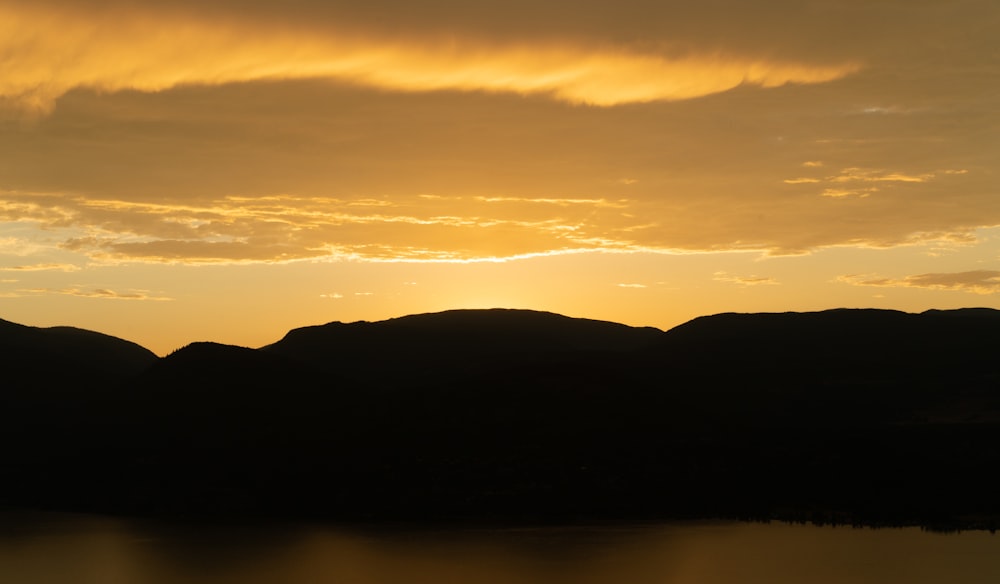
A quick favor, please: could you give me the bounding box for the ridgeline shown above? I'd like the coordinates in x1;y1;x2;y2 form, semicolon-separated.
2;308;998;530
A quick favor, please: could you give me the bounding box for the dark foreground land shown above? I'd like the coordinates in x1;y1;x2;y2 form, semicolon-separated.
2;308;999;530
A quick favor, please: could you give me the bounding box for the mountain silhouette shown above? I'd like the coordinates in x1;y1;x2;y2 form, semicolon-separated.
1;308;999;529
655;308;998;373
0;317;157;385
261;308;663;386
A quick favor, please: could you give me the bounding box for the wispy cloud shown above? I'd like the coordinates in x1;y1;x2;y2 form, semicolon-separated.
4;184;998;263
0;263;80;272
837;271;1000;295
821;187;880;199
616;283;647;288
0;234;57;256
783;166;971;199
714;272;778;286
17;287;173;300
829;168;934;184
473;196;628;208
0;3;860;114
0;190;651;263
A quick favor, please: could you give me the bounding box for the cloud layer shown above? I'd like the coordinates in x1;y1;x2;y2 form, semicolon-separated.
840;271;1000;295
1;0;997;265
0;2;858;113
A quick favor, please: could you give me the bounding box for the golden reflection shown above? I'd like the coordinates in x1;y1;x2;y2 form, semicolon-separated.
3;516;1000;584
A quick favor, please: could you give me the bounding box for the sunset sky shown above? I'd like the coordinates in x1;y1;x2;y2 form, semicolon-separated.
2;0;998;354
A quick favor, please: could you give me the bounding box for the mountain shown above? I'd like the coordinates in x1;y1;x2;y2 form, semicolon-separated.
0;317;157;388
261;308;663;385
654;307;998;374
1;307;999;529
142;341;308;388
268;308;663;355
0;318;159;512
643;308;1000;427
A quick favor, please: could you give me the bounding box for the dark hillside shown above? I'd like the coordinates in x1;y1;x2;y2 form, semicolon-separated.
0;317;158;438
630;308;1000;527
0;317;159;513
0;317;157;385
2;308;999;529
642;308;999;425
654;308;997;375
262;308;663;385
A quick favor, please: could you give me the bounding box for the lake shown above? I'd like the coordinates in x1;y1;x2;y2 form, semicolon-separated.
1;511;997;583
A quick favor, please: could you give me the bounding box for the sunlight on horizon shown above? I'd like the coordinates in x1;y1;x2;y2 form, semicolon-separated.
1;0;997;353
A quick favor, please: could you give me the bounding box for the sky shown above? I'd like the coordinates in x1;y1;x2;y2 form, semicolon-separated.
1;0;998;354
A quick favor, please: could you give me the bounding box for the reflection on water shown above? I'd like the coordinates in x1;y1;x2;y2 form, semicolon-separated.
1;511;998;584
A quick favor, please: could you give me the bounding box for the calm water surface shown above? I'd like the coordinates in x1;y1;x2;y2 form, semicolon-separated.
1;511;997;583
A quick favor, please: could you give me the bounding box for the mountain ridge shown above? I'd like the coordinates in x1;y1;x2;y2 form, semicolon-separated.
5;306;998;360
0;317;159;386
2;307;999;529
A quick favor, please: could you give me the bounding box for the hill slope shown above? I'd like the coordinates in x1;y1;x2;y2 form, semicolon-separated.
0;317;157;388
1;308;999;528
261;308;663;385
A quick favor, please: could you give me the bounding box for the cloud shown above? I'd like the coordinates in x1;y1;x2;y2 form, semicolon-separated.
0;234;59;256
0;263;80;272
785;166;957;197
0;3;859;113
0;190;654;263
782;165;975;200
837;271;1000;295
714;272;778;286
828;168;934;184
616;283;647;288
1;3;997;264
17;287;173;300
821;187;880;199
4;183;997;263
473;196;627;208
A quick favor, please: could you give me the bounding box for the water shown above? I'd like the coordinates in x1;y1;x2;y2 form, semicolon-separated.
1;511;997;583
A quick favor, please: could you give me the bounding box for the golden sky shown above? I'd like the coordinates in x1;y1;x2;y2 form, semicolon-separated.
2;0;998;354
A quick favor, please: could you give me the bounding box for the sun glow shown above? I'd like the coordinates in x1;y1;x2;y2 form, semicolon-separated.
1;0;997;354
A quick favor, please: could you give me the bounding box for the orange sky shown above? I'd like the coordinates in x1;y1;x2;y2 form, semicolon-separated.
2;0;998;354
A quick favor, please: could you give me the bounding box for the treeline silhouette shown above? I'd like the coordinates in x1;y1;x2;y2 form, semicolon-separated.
2;308;998;530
